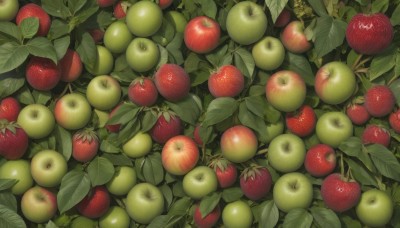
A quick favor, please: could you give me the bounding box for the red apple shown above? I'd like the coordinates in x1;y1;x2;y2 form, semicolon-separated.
364;85;395;117
113;1;130;19
0;120;29;160
154;64;191;102
158;0;173;9
193;204;221;228
0;97;21;122
97;0;117;8
220;125;258;163
304;144;336;177
346;102;370;125
128;77;158;107
280;20;312;53
76;186;111;219
209;158;238;189
389;109;400;134
16;3;51;36
59;49;83;82
105;103;122;133
285;104;316;137
208;65;244;98
193;124;204;146
25;56;61;91
150;111;183;144
72;128;99;163
21;186;57;223
361;124;391;148
88;28;105;44
240;166;272;201
184;16;220;54
274;8;291;28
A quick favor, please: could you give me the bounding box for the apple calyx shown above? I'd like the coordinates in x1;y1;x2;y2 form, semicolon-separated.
73;128;98;143
240;164;264;181
209;157;230;172
0;119;19;135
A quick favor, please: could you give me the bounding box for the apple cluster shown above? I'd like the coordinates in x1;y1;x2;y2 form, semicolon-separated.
1;0;400;228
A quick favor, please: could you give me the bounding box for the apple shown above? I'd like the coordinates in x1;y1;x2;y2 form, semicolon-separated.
225;1;268;45
315;61;356;105
158;0;173;9
220;125;258;163
0;159;33;195
125;0;163;37
150;111;183;144
125;182;164;224
0;97;21;122
193;204;221;228
86;75;121;111
252;36;285;71
389;109;400;134
16;3;51;36
165;10;188;33
70;216;97;228
126;37;160;72
273;172;313;213
21;186;57;223
88;28;105;44
59;49;83;82
183;166;218;199
77;185;111;219
316;111;353;148
184;16;220;54
54;93;92;130
17;104;55;139
240;166;272;201
364;84;395;118
72;129;99;162
128;77;158;107
0;120;29;160
361;124;391;148
265;70;306;112
113;1;130;19
208;65;245;98
85;45;114;76
274;8;291;28
30;149;68;187
0;0;19;21
222;200;253;228
346;102;371;125
99;206;130;228
104;20;133;54
154;64;191;102
304;144;336;177
280;20;312;53
162;135;199;176
257;117;284;144
209;158;238;189
25;56;61;91
267;133;306;173
356;189;394;227
122;131;153;158
97;0;117;8
285;104;317;138
105;103;122;132
106;166;137;196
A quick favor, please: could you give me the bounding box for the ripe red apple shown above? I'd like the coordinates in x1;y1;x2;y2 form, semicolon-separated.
161;135;199;176
0;97;20;122
285;104;317;137
209;158;238;189
280;20;312;53
16;3;51;36
184;16;220;54
193;204;221;228
21;186;57;223
240;166;272;201
321;173;361;212
364;85;395;117
25;56;61;91
76;185;111;219
304;144;336;177
220;125;258;163
97;0;117;8
59;49;83;82
150;111;183;144
0;120;29;160
274;8;291;28
389;109;400;134
158;0;173;9
346;13;393;55
105;103;122;133
154;64;191;102
128;77;158;107
88;28;105;44
72;129;99;162
113;1;130;19
346;102;370;125
193;124;204;146
361;124;391;148
208;65;244;98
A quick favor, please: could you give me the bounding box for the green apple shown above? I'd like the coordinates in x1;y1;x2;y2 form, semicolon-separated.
17;104;55;139
268;133;306;173
30;150;68;187
316;111;353;148
273;172;313;213
356;189;394;227
0;0;19;21
99;206;130;228
257;118;284;144
182;166;218;199
226;1;268;45
86;75;121;111
70;216;97;228
126;37;160;72
122;132;153;158
106;166;137;196
54;93;92;130
0;159;33;195
126;1;163;37
222;200;253;228
252;36;285;71
86;45;114;76
104;20;133;54
21;186;57;223
165;10;187;33
126;182;164;224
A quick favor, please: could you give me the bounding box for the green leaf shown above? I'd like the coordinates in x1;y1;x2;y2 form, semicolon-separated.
339;137;363;157
283;52;315;86
68;0;87;14
0;77;25;99
258;200;279;228
87;157;115;186
100;138;121;153
0;22;22;43
0;42;29;74
345;158;378;187
368;48;396;81
238;101;266;136
200;0;218;19
42;0;71;18
314;16;347;58
166;33;184;65
45;220;58;228
142;153;164;185
32;90;52;105
107;103;140;125
199;192;221;218
367;144;400;181
168;196;192;216
206;44;229;68
165;94;202;125
307;0;328;16
101;154;133;167
0;204;26;228
283;208;313;228
391;4;400;26
265;0;289;22
19;17;39;39
76;32;97;69
390;77;400;107
15;86;34;105
340;215;362;228
48;19;69;40
160;184;174;208
57;170;91;214
0;191;17;212
54;125;72;161
245;96;265;118
222;187;243;203
202;97;238;127
26;37;58;63
310;207;341;228
141;110;159;133
0;179;18;192
53;36;70;60
234;48;255;78
371;0;389;13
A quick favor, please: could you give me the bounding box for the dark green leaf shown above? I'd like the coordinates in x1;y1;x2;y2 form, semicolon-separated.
0;42;29;74
101;154;133;167
45;220;58;228
206;44;229;68
314;16;347;58
32;90;52;105
100;138;121;153
53;36;70;60
391;4;400;26
199;192;221;218
238;101;266;136
42;0;71;18
368;144;400;181
168;197;192;216
68;0;87;14
201;0;217;19
165;94;202;125
15;86;34;105
107;103;140;125
368;48;396;81
265;0;289;22
0;204;26;228
166;33;184;65
283;208;313;228
310;207;341;228
0;191;17;212
0;179;18;191
76;32;97;69
19;17;39;39
147;215;171;228
371;0;389;13
0;22;22;43
160;184;174;208
340;215;362;228
0;77;25;99
48;19;69;40
203;97;238;126
390;77;400;107
222;187;243;203
339;137;363;157
245;96;266;118
283;52;314;86
307;0;328;16
142;153;164;185
26;37;58;63
87;157;115;186
234;48;255;78
184;52;203;74
345;158;378;187
258;200;279;228
141;110;159;133
54;125;72;161
57;170;91;214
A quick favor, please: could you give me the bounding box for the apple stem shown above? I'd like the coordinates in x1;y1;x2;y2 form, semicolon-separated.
257;148;268;155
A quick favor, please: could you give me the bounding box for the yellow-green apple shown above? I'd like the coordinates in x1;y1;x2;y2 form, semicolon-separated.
21;186;57;223
208;65;245;98
54;93;92;130
267;133;306;173
86;45;114;76
273;172;313;213
70;216;97;228
106;166;137;196
165;10;187;33
104;20;133;54
356;189;394;227
128;77;158;107
0;97;21;121
122;131;153;158
59;49;83;82
182;166;218;199
315;61;356;105
0;159;33;195
280;20;312;53
126;1;163;37
193;203;221;228
252;36;285;71
125;183;164;224
0;0;19;21
316;111;353;148
266;70;306;112
25;56;61;91
86;75;121;111
154;64;191;102
30;149;68;187
16;3;51;36
17;104;55;139
222;200;253;228
0;120;29;160
257;117;284;144
220;125;258;163
161;135;199;175
126;37;160;73
226;1;267;45
72;128;99;162
77;185;111;219
304;144;336;177
184;16;220;54
99;206;130;228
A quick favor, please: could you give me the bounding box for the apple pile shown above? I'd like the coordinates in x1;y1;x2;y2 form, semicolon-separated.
1;0;400;227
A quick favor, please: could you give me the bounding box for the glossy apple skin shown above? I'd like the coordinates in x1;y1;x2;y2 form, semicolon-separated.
17;104;55;139
86;75;121;111
315;61;356;105
220;125;258;163
184;16;220;54
315;111;353;148
346;103;370;125
162;135;199;176
208;65;245;98
0;123;29;160
389;109;400;133
361;124;391;148
122;131;153;158
0;0;19;21
86;45;114;76
304;144;336;177
321;173;361;212
126;1;163;37
21;186;57;224
128;77;158;107
0;159;33;195
0;97;20;121
77;186;111;219
97;0;117;7
16;3;51;36
212;161;238;189
30;149;68;187
25;56;61;91
222;200;253;228
126;37;160;73
150;113;183;144
285;104;317;137
280;20;312;53
54;93;92;130
182;166;218;199
154;64;191;102
274;8;291;28
104;20;133;54
72;130;99;163
193;204;221;228
165;10;188;33
364;85;395;117
99;206;130;228
356;189;394;227
252;36;285;71
240;167;272;201
266;70;306;112
106;166;137;196
59;49;83;82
